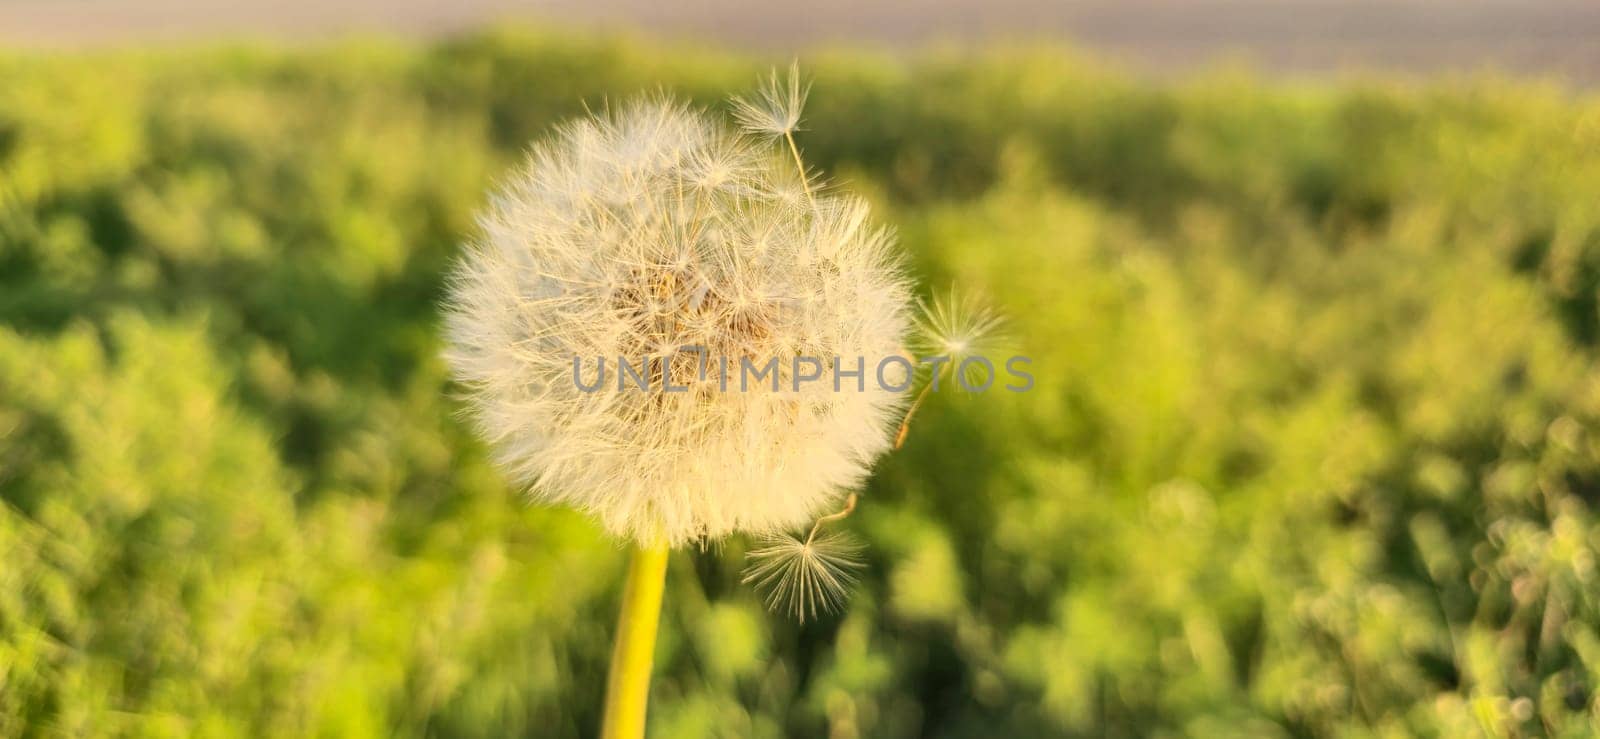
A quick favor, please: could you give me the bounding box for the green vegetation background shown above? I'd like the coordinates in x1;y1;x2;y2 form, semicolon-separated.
5;29;1600;737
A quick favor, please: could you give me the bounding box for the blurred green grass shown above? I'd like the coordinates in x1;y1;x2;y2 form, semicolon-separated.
4;28;1600;737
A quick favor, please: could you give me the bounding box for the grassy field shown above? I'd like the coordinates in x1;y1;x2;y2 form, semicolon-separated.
4;29;1600;737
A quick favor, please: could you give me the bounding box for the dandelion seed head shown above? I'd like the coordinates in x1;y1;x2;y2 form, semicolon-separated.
742;529;864;622
444;97;912;547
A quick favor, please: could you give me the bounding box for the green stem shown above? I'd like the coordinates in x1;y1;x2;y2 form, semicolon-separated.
600;539;670;739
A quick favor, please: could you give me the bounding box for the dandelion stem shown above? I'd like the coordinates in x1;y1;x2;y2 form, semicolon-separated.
894;379;938;450
600;539;670;739
784;131;815;205
806;493;858;544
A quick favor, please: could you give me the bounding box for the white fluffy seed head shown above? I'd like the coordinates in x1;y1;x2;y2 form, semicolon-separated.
444;97;912;547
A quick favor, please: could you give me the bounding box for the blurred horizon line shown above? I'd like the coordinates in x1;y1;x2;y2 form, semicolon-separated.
2;0;1599;85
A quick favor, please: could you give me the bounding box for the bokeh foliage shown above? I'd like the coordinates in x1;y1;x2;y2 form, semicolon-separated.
5;30;1600;737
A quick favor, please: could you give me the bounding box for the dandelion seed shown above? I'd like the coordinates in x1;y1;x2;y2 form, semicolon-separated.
742;493;864;622
743;529;864;623
895;289;1006;449
733;63;817;204
730;61;809;139
914;287;1006;367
